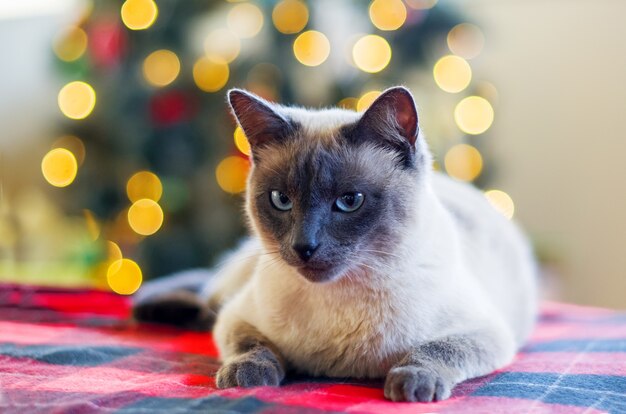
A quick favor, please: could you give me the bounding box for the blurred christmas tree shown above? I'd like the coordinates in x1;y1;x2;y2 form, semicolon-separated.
45;0;506;294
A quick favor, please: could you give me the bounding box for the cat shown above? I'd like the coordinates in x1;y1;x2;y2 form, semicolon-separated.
133;86;538;402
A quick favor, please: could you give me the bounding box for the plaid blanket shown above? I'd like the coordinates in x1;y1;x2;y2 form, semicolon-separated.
0;284;625;413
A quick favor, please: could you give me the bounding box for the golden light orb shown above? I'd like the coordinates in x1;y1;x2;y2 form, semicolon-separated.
444;144;483;182
58;81;96;120
454;96;494;135
41;148;78;188
234;126;251;157
356;90;381;112
106;240;123;263
447;23;485;60
216;156;250;194
52;135;86;166
205;29;241;63
121;0;158;30
127;199;164;236
352;35;392;73
485;189;515;219
272;0;309;34
142;49;180;87
369;0;407;31
405;0;438;9
126;171;163;203
338;97;358;110
53;26;88;62
227;3;264;39
293;30;330;67
433;55;472;93
107;258;142;295
193;57;230;92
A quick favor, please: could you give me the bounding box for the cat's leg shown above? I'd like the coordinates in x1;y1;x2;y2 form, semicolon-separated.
384;326;516;402
215;320;286;388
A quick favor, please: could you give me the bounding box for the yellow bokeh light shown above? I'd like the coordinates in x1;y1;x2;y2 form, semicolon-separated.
142;49;180;87
338;97;358;110
121;0;158;30
447;23;485;60
272;0;309;34
352;35;392;73
369;0;407;31
227;3;264;39
444;144;483;182
126;171;163;203
107;258;142;295
41;148;78;188
405;0;438;9
356;90;381;112
485;189;515;220
205;29;241;63
84;210;100;240
52;135;86;166
234;127;251;157
127;199;164;236
193;57;229;92
216;156;250;194
106;240;123;263
293;30;330;67
454;96;494;135
53;26;88;62
433;55;472;93
58;81;96;120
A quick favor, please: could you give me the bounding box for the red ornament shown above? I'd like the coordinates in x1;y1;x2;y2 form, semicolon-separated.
88;19;126;68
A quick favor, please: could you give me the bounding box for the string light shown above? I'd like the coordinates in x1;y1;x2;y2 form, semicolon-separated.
369;0;407;31
127;199;164;235
485;189;515;219
41;148;78;188
205;29;240;63
272;0;309;34
356;90;381;111
227;3;264;39
444;144;483;182
352;35;391;73
142;49;180;87
293;31;330;67
454;96;494;135
216;156;250;194
234;127;251;156
126;171;163;202
58;81;96;120
107;258;142;295
120;0;158;30
52;135;85;166
433;55;472;93
53;27;88;62
193;57;229;92
447;23;485;60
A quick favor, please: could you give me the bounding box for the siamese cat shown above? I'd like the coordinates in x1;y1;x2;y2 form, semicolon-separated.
133;86;537;402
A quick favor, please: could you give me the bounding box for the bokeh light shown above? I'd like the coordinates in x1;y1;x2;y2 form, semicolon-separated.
352;35;392;73
338;97;358;110
53;26;88;62
127;199;164;235
52;135;86;166
107;258;142;295
126;171;163;202
227;3;264;39
216;156;250;194
433;55;472;93
357;90;381;112
293;31;330;67
193;57;229;92
106;240;123;263
405;0;438;9
234;126;251;157
84;210;100;240
205;29;241;63
447;23;485;60
41;148;78;188
369;0;407;31
485;189;515;219
444;144;483;182
454;96;494;135
120;0;158;31
142;49;180;87
272;0;309;34
58;81;96;120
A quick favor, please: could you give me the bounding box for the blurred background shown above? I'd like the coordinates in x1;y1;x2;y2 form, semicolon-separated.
0;0;624;309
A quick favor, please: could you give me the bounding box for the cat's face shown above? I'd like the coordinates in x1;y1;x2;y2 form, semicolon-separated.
229;87;427;283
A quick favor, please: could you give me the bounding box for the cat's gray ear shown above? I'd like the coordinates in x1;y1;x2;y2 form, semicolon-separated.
227;89;293;151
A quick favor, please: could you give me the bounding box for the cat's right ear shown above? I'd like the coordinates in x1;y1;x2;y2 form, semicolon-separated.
227;89;293;151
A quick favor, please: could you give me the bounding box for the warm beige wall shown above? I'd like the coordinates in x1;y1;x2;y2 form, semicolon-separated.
464;0;626;308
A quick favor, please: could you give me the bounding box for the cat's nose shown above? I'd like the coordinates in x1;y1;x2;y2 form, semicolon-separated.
292;242;320;262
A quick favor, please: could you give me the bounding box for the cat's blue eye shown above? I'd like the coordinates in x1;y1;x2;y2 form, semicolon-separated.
335;192;364;213
270;190;293;211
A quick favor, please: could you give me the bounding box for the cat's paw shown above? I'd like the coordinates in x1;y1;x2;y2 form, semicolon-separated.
384;366;452;402
216;350;284;388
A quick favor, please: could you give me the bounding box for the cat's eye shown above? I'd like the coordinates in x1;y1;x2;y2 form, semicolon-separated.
270;190;293;211
335;192;365;213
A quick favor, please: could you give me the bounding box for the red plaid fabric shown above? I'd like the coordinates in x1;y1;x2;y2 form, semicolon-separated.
1;284;625;413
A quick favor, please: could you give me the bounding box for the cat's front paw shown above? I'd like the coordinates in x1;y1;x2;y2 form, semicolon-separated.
216;349;284;388
384;366;452;402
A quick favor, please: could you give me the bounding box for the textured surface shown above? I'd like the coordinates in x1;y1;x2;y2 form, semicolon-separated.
0;284;625;413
